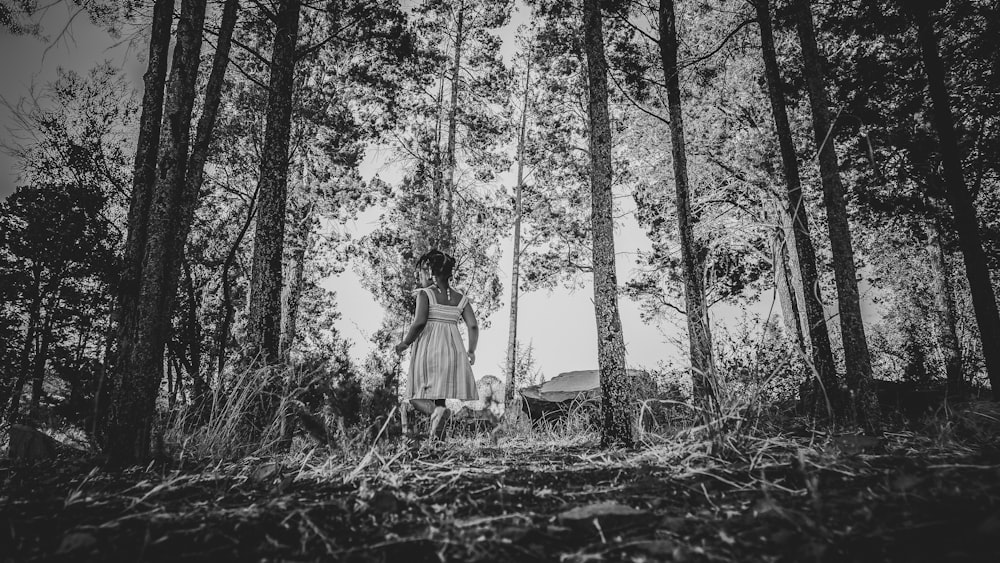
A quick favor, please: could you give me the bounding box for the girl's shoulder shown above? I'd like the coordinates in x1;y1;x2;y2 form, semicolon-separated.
411;286;434;298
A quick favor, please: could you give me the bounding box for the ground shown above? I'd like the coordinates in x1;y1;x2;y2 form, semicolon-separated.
2;428;1000;562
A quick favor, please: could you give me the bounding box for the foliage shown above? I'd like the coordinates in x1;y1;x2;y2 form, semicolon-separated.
0;182;117;425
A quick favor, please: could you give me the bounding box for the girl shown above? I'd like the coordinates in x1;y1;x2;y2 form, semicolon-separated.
395;249;480;440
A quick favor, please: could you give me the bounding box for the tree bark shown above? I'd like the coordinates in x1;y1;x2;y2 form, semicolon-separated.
773;225;806;349
583;0;633;447
914;6;1000;401
280;199;313;360
781;207;811;351
505;58;531;404
793;0;879;432
104;0;208;466
441;2;464;253
926;219;963;396
248;0;302;364
754;0;840;416
216;188;259;376
659;0;716;405
117;0;175;360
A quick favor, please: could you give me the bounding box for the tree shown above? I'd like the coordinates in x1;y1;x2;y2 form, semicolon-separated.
583;0;632;447
505;52;532;404
658;0;716;406
247;0;302;365
793;0;879;432
753;0;839;418
105;0;238;464
926;219;963;395
910;3;1000;400
0;184;115;422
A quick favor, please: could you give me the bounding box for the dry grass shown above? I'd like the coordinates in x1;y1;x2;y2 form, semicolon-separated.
157;356;999;503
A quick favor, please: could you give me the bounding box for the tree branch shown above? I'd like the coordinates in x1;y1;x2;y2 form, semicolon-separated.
606;65;671;127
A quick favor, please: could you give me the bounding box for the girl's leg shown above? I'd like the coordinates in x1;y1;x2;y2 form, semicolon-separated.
409;398;435;415
428;399;450;440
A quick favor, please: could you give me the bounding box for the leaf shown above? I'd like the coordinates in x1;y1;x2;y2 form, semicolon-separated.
250;462;280;485
558;502;645;521
718;529;736;545
557;501;649;534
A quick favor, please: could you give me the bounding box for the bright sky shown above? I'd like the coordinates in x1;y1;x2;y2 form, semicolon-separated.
0;2;791;383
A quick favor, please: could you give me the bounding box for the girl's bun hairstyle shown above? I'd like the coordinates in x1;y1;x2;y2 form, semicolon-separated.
417;249;456;280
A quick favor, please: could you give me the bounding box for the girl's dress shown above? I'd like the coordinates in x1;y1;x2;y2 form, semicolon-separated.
407;287;478;401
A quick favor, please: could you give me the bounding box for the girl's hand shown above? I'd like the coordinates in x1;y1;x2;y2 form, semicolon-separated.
468;351;476;366
394;342;408;355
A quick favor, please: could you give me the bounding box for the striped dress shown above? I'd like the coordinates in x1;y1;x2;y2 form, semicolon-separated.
407;287;478;401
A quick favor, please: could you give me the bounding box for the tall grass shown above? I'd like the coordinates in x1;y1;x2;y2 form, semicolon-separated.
164;363;301;462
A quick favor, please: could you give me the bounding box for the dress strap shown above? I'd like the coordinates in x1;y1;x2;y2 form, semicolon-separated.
457;294;468;311
421;286;437;305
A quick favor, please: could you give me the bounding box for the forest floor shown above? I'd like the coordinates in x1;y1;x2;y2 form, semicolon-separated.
3;417;1000;562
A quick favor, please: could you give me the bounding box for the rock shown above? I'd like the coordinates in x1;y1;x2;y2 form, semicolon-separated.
7;424;58;462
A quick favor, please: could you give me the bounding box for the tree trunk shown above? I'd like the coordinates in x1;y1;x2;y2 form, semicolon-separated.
117;0;174;362
793;0;879;432
505;59;531;404
280;200;313;360
6;272;42;420
166;351;175;411
927;219;963;396
182;259;205;399
659;0;716;405
216;188;259;376
583;0;632;447
247;0;302;364
914;6;1000;401
773;225;806;349
28;289;60;420
104;0;208;466
441;2;464;253
754;0;840;417
781;207;811;351
91;308;115;439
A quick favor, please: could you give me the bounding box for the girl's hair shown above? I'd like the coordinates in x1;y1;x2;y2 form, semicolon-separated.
416;249;456;280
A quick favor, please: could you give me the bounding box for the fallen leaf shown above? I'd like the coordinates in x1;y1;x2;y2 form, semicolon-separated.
719;529;735;545
250;462;280;485
558;501;646;522
557;501;649;535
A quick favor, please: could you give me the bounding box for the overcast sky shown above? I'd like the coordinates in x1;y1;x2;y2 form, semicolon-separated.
0;3;794;382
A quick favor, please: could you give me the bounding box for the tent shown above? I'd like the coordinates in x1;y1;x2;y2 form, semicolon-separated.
519;369;649;422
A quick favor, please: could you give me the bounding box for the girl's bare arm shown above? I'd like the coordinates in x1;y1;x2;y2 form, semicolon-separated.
396;292;430;353
461;301;479;364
